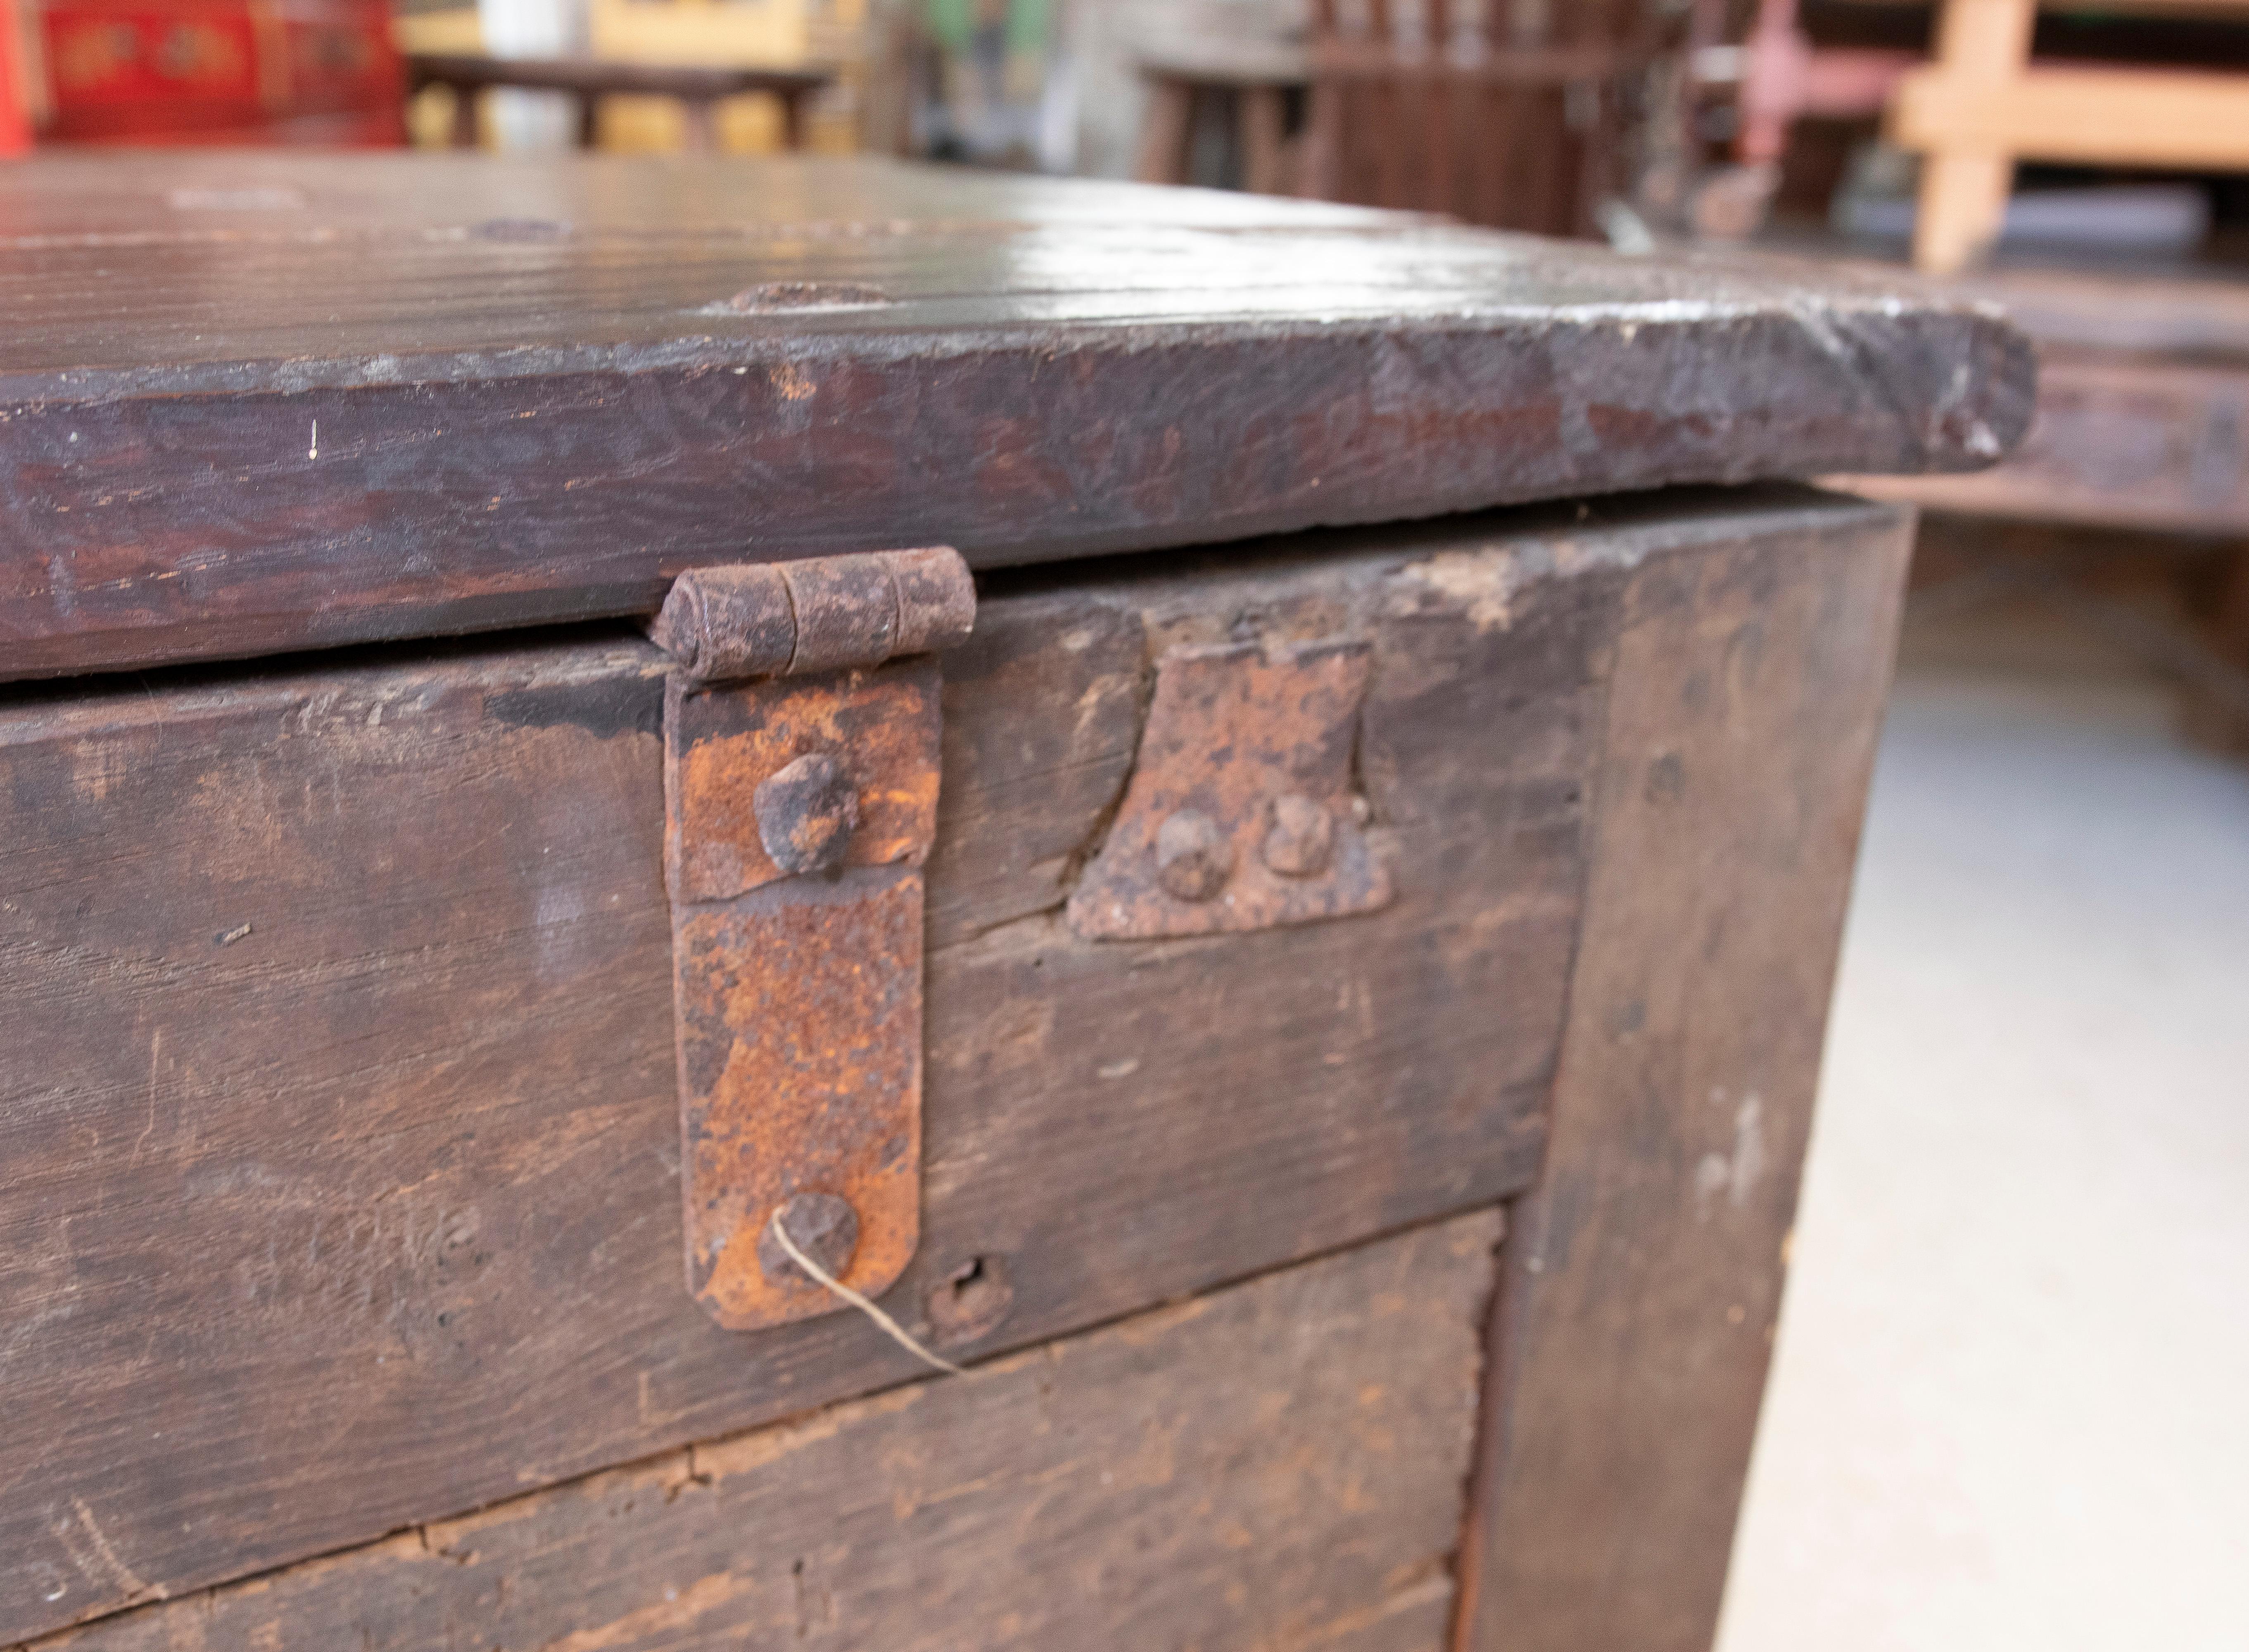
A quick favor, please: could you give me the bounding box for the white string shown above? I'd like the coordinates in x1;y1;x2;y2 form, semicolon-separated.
768;1211;967;1377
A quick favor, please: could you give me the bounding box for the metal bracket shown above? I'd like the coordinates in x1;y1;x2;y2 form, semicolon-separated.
656;548;973;1332
1067;638;1392;940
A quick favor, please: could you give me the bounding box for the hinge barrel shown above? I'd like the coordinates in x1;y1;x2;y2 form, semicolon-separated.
650;547;974;684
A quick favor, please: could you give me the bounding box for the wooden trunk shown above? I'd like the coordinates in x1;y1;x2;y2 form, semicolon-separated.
0;154;2028;1652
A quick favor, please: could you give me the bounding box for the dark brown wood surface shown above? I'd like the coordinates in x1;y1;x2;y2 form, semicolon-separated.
0;151;2028;681
26;1212;1502;1652
7;485;1895;1640
1455;493;1913;1649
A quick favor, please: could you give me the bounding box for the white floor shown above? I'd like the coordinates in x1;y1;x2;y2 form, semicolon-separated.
1716;601;2249;1652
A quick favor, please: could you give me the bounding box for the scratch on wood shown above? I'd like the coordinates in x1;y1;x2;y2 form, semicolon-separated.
58;1500;161;1604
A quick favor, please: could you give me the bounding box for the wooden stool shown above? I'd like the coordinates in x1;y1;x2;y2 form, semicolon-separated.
407;51;832;151
1133;40;1306;195
1889;0;2249;272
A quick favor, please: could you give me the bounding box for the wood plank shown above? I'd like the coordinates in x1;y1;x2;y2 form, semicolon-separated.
7;489;1888;1640
22;1212;1505;1652
1454;496;1914;1650
0;152;2031;681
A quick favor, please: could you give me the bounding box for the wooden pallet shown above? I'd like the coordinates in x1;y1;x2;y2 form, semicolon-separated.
1890;0;2249;272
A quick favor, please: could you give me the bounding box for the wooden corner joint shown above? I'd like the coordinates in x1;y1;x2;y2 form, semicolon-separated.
652;548;973;1332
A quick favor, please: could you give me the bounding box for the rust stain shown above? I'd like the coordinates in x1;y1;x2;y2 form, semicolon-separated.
665;659;942;905
1067;640;1393;940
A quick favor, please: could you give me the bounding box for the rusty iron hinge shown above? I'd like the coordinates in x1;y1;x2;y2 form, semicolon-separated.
653;548;973;1332
1067;638;1392;940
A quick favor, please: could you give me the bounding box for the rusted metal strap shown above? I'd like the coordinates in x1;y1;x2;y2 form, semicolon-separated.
656;547;972;1332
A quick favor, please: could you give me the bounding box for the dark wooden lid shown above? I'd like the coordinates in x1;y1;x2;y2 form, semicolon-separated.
0;152;2032;681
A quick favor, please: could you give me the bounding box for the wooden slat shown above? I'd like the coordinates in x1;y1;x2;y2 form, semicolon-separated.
12;488;1887;1640
0;152;2031;681
25;1213;1504;1652
1455;495;1914;1651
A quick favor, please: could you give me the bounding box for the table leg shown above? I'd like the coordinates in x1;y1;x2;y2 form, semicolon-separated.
1240;85;1287;195
2185;541;2249;754
780;89;807;151
449;83;479;149
1908;0;2035;272
680;96;716;154
1134;76;1194;185
1915;150;2014;275
1297;78;1342;199
578;91;601;150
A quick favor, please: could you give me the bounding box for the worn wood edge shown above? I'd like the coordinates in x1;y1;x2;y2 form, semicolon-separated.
0;484;1903;735
15;1207;1508;1652
0;300;2028;683
1834;346;2249;537
1450;500;1916;1652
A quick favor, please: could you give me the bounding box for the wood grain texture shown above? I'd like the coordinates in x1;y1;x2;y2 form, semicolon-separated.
7;484;1874;1640
25;1212;1504;1652
1453;496;1914;1651
0;152;2031;680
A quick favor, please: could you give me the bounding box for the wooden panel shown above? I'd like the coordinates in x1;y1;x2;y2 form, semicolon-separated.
12;486;1880;1640
24;1212;1503;1652
1845;348;2249;535
0;152;2032;680
1456;499;1914;1650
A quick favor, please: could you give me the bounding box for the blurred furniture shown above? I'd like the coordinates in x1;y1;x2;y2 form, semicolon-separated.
1133;36;1305;193
1129;1;1306;192
589;0;860;73
2;0;38;150
1845;259;2249;742
1297;0;1654;236
589;0;863;152
1680;0;1916;235
1851;263;2249;535
1733;0;1916;173
408;50;832;149
1890;0;2249;271
397;0;864;154
32;0;401;144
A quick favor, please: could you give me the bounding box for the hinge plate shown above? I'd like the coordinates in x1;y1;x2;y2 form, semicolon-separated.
657;549;969;1333
1067;639;1392;940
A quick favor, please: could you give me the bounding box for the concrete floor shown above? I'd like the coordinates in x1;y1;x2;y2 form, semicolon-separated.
1715;596;2249;1651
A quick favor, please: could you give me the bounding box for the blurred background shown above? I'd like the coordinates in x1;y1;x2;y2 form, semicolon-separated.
3;3;2243;1646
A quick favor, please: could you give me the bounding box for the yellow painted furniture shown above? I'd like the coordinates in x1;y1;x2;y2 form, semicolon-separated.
1889;0;2249;271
